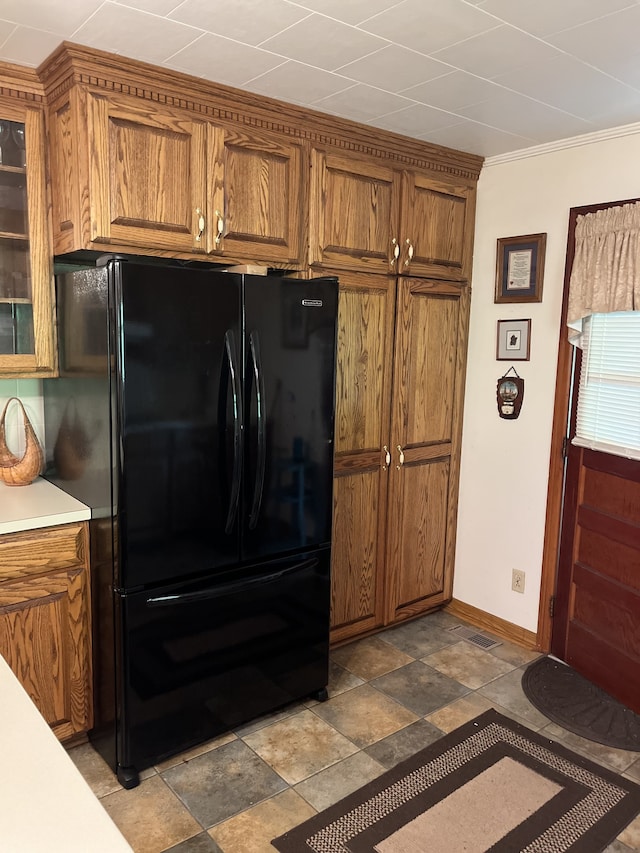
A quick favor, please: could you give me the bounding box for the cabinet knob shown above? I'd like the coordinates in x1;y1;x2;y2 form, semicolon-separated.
390;238;400;268
215;210;224;246
382;444;391;470
404;239;414;268
195;208;205;242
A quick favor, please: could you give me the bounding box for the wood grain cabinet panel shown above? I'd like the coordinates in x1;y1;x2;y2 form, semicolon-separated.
0;523;92;742
0;67;55;376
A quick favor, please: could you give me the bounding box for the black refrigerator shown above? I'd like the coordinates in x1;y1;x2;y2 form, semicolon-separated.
43;256;338;788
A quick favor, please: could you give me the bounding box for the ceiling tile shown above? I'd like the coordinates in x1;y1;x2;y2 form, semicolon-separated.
547;5;640;72
166;33;285;86
433;25;564;79
244;60;352;103
493;54;640;120
420;120;537;157
169;0;310;47
459;90;593;142
113;0;179;13
287;0;401;26
0;25;60;66
260;13;388;70
478;0;635;37
313;84;414;121
0;0;102;35
359;0;499;55
72;4;202;65
337;44;450;92
402;70;506;110
371;102;462;136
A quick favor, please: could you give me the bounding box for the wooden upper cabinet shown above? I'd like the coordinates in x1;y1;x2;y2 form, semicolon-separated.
48;89;208;254
385;278;470;623
309;149;401;274
207;126;305;266
0;80;55;376
310;147;475;281
398;173;475;281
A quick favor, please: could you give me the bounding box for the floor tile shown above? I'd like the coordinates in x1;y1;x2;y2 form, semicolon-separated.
540;723;640;774
312;682;418;749
423;640;515;689
330;635;414;680
208;789;316;853
101;775;202;853
241;708;359;785
164;833;223;853
327;659;365;696
379;616;460;658
67;742;122;798
618;813;640;850
624;757;640;783
234;702;306;738
155;733;237;773
489;641;542;668
476;668;551;729
605;840;636;852
294;751;385;811
371;660;470;716
425;692;496;733
162;739;287;828
364;718;444;769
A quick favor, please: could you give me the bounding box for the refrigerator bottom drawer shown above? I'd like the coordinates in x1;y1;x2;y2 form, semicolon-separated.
116;549;330;780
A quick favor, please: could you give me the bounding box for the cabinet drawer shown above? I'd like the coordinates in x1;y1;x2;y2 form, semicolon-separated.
0;523;88;581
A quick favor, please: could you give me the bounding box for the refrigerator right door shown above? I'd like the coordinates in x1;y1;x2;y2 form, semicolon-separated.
242;276;338;561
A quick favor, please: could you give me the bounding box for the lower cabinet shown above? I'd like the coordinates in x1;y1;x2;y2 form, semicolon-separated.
330;271;470;643
0;522;92;742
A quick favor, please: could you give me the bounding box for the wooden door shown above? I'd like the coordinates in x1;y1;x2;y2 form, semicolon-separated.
0;95;55;375
86;91;208;252
399;173;475;281
385;278;469;623
0;523;92;741
552;396;640;713
330;270;396;643
309;148;401;274
208;126;305;266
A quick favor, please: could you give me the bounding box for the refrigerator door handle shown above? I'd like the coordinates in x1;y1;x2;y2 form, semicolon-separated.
224;329;243;534
248;330;267;530
146;557;320;606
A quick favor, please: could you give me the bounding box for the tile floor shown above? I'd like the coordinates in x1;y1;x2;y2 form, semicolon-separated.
67;610;640;853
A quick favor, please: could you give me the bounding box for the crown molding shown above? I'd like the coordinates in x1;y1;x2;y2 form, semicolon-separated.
484;122;640;167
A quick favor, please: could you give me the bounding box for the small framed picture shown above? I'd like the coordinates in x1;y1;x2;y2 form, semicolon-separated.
497;318;531;361
495;233;546;303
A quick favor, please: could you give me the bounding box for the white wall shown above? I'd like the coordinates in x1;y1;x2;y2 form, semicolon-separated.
454;126;640;633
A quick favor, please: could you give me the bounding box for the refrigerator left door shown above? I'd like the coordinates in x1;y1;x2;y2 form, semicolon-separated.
116;261;242;589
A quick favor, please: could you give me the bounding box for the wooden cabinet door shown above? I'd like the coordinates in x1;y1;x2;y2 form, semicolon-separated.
208;126;305;266
310;149;400;274
398;173;475;281
0;95;55;375
0;523;92;741
385;278;470;623
87;91;208;252
330;271;396;643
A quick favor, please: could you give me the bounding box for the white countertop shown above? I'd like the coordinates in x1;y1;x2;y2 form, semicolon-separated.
0;477;91;535
0;654;133;853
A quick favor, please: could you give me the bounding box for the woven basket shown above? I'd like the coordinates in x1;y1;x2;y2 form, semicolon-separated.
0;397;44;486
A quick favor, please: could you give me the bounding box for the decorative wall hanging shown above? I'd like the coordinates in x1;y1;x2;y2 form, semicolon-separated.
0;397;44;486
496;318;531;361
497;368;525;419
495;233;546;303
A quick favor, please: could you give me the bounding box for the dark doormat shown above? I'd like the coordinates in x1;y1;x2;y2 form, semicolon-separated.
522;656;640;751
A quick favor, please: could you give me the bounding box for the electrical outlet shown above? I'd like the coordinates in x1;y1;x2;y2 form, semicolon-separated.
512;569;525;593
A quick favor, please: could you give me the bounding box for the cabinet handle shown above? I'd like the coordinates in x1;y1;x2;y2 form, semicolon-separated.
396;444;405;469
215;210;224;246
390;238;400;268
195;208;205;242
382;444;391;470
404;239;414;268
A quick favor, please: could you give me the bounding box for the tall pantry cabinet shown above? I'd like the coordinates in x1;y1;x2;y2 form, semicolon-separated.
311;149;478;643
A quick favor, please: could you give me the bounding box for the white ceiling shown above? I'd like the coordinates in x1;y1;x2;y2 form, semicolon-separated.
2;0;640;158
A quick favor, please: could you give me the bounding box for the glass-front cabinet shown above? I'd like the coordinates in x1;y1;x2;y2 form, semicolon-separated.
0;96;55;375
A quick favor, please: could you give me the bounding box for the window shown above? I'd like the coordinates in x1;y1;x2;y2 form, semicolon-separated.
573;312;640;460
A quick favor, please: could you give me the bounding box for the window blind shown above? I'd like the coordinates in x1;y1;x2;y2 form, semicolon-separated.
573;312;640;460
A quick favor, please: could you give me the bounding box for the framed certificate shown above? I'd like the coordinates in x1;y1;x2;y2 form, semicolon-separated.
495;233;546;303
